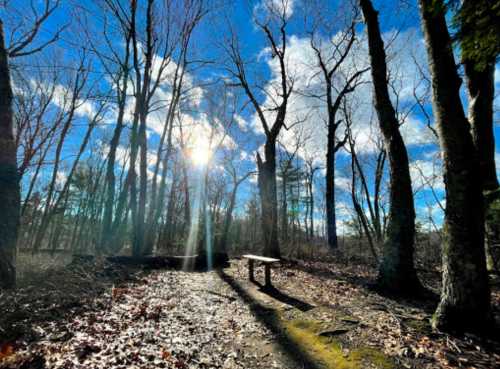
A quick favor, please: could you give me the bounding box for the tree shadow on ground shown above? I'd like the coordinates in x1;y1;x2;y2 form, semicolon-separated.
250;280;314;312
287;259;439;315
217;269;328;369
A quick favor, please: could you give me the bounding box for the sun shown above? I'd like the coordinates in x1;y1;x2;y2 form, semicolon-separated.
189;137;212;166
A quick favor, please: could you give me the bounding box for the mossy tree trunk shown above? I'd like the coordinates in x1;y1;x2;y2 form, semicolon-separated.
0;21;18;289
418;0;492;332
464;61;500;272
463;37;499;272
359;0;422;293
464;61;498;192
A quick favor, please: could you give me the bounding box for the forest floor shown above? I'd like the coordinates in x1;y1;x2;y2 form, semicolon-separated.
0;258;499;369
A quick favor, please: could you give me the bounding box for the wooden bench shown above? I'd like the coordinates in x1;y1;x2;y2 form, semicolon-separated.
242;254;280;288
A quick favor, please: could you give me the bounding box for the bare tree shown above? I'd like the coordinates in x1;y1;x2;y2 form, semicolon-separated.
344;111;383;263
359;0;422;293
303;154;320;240
217;151;253;258
224;1;294;257
31;58;91;251
308;13;368;250
0;0;62;288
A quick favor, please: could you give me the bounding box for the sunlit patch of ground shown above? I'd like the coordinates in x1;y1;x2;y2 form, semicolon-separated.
1;265;296;368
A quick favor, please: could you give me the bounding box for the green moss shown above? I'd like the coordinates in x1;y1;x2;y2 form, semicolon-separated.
291;318;321;331
282;317;394;369
351;348;394;369
403;317;432;335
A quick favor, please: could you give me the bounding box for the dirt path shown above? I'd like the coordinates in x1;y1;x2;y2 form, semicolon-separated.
1;269;296;369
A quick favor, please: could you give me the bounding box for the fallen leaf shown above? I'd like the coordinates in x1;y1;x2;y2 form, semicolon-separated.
0;343;14;361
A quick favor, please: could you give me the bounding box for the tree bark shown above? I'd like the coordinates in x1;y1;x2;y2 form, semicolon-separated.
257;139;280;258
418;0;491;332
281;172;288;243
463;56;499;272
0;21;18;289
360;0;422;293
464;61;498;192
326;143;338;249
308;171;315;240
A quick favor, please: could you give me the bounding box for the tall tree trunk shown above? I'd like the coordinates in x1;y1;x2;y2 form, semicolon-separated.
219;173;251;256
349;135;379;263
219;187;236;257
360;0;422;293
129;114;140;257
418;0;491;332
308;175;314;239
145;65;184;253
373;149;386;243
101;54;130;252
161;162;179;251
281;174;288;243
257;139;280;258
0;21;19;289
135;110;148;255
465;61;498;192
464;59;499;272
326;132;338;250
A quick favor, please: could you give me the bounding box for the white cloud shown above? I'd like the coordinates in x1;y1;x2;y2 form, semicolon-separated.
400;115;437;147
235;114;251;132
29;79;98;120
410;158;444;192
254;0;295;19
335;171;351;192
250;27;432;164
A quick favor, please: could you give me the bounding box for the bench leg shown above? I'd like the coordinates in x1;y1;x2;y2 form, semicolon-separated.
264;264;271;288
248;259;254;282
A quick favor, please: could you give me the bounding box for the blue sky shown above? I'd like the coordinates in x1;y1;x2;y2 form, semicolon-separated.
5;0;500;235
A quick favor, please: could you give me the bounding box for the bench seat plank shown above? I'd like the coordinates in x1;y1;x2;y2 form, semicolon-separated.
242;254;280;263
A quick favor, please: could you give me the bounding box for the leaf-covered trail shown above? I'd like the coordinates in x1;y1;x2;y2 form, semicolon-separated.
2;259;500;369
2;269;295;369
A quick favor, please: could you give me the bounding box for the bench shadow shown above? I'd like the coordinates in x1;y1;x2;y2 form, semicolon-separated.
251;280;314;312
216;269;324;369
